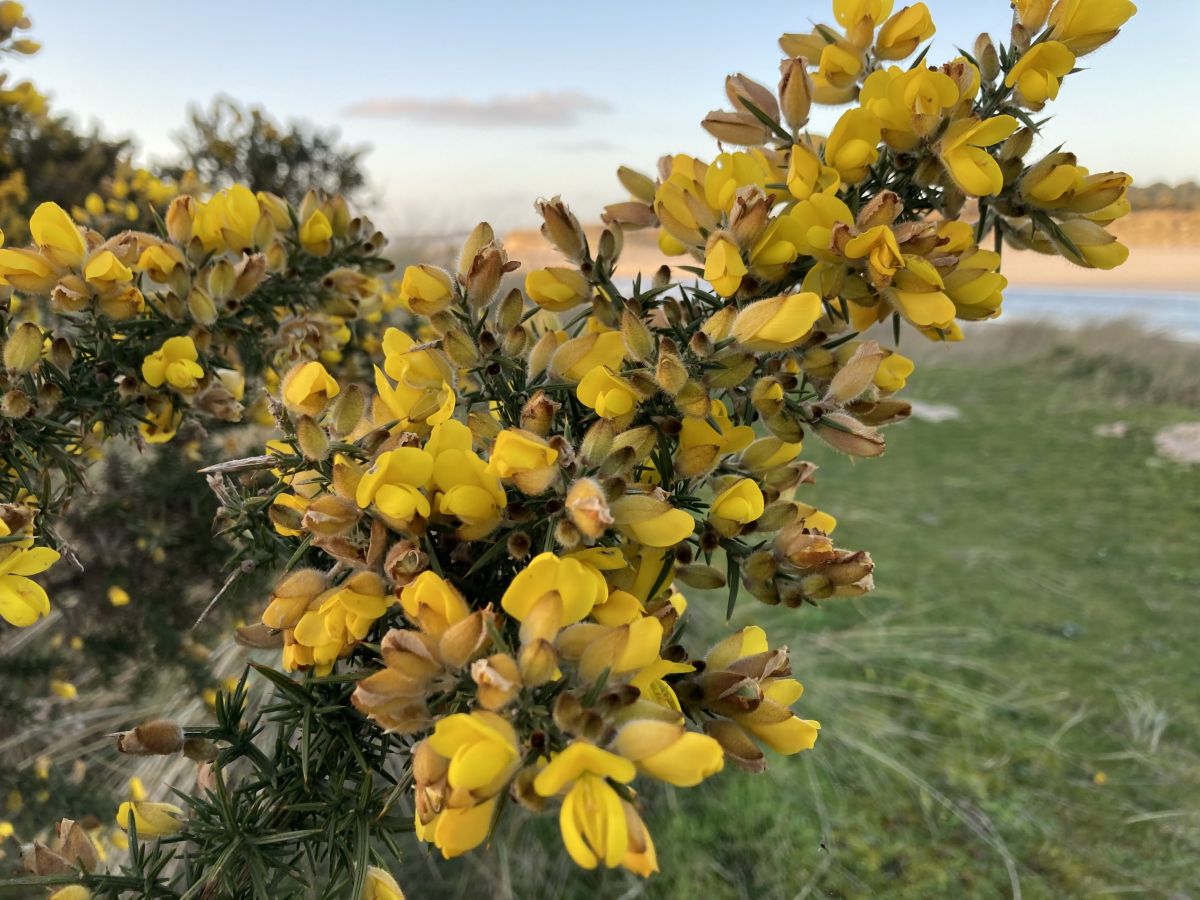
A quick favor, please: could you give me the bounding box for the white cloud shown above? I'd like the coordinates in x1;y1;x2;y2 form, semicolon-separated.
342;91;611;127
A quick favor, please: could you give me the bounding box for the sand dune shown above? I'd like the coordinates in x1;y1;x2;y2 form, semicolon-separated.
503;210;1200;294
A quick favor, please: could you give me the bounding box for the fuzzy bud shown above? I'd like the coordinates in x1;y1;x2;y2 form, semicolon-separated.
116;720;184;756
3;322;42;373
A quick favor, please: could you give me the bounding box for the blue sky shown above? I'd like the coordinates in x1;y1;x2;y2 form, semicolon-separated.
16;0;1200;233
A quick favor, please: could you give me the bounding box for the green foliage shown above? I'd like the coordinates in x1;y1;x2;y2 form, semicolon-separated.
168;97;367;205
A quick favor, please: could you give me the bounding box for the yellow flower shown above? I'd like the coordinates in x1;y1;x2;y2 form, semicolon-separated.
1048;0;1137;54
361;866;406;900
710;478;765;537
844;225;905;284
194;185;261;252
526;267;591;312
557;615;664;681
1005;42;1075;107
398;571;470;638
116;798;184;838
0;247;58;293
282;361;340;417
292;572;391;674
1014;0;1053;30
30;201;86;269
703;235;746;298
486;429;559;495
730;293;823;352
937;115;1018;197
299;210;333;256
414;797;496;859
138;396;181;444
50;679;77;699
788;193;855;262
356;447;434;531
889;254;955;329
137;243;184;282
577;366;638;418
49;887;91;900
812;41;865;104
83;250;133;288
861;66;959;149
399;264;455;315
874;3;934;60
501;551;608;643
0;528;58;627
786;144;840;201
427;711;521;797
944;249;1006;320
677;399;755;477
613;719;725;787
141;336;203;392
532;743;639;871
431;443;507;539
825;108;882;184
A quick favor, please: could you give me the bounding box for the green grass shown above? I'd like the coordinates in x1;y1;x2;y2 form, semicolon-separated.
421;337;1200;898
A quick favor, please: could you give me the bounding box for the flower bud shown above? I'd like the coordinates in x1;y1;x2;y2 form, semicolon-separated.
778;58;813;131
186;287;218;326
617;166;657;203
3;321;42;373
974;33;1001;82
2;388;30;417
116;720;184;756
825;341;885;404
725;72;780;124
519;639;560;687
620;307;654;363
535;195;587;264
495;287;525;331
565;478;613;541
518;389;559;436
702;110;770;146
472;654;522;710
165;196;194;245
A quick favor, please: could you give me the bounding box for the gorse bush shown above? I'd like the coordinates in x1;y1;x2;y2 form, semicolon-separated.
0;0;1139;895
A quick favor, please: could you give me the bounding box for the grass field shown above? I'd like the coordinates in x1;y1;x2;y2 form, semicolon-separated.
413;324;1200;898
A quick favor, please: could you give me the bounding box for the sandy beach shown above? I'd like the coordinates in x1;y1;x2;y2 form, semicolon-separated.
503;210;1200;294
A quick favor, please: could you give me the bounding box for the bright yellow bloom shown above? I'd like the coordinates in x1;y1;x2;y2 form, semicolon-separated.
486;429;559;495
557;615;664;681
845;225;904;284
862;66;959;149
30;201;86;269
116;799;184;838
292;572;391;674
50;679;77;699
1048;0;1136;54
703;236;746;298
0;526;58;627
825;108;882;184
677;399;755;476
710;478;765;537
577;366;638;418
786;144;840;201
138;396;181;444
944;249;1007;320
613;719;725;787
551;329;626;381
501;552;607;643
194;185;261;252
0;247;58;293
812;41;866;104
875;3;934;59
889;254;955;329
282;361;340;417
1005;42;1075;107
428;711;521;796
141;336;203;392
83;250;133;287
526;267;591;312
431;440;507;539
398;571;469;638
788;193;855;262
834;0;893;32
356;447;434;530
1014;0;1052;30
49;887;91;900
731;293;823;352
299;210;333;256
137;243;184;282
534;742;637;797
361;866;406;900
414;797;496;859
399;264;455;315
937;115;1019;197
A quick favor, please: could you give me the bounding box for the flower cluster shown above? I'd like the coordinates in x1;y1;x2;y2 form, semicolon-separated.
0;186;391;627
11;0;1139;893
